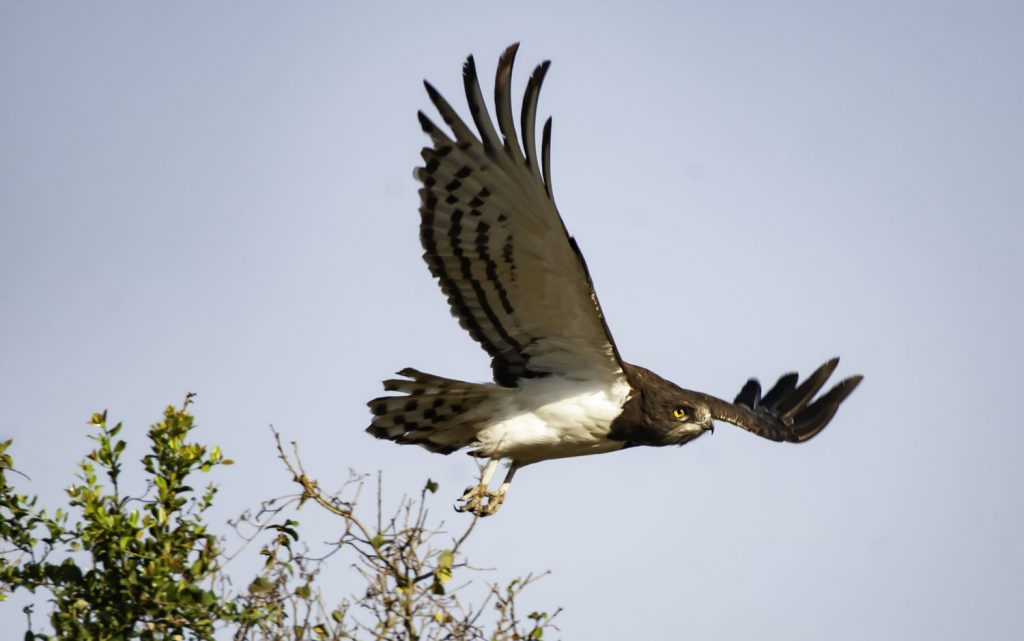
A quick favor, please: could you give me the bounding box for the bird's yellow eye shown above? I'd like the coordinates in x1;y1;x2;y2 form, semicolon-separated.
673;408;687;420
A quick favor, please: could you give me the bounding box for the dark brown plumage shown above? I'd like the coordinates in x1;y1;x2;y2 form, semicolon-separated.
608;360;862;448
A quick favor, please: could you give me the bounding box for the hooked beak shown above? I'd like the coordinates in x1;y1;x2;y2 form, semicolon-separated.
704;420;715;435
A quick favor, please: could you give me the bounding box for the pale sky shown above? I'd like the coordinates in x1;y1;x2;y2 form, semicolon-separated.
2;2;1022;639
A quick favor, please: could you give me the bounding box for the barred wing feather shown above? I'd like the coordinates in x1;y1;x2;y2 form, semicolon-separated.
416;43;625;386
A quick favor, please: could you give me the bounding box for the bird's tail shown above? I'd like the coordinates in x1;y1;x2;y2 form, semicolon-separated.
366;368;512;455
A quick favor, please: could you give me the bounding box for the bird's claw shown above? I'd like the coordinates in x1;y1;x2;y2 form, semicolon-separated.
455;483;506;517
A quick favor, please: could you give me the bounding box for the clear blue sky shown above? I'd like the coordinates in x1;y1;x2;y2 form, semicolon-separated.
2;2;1022;639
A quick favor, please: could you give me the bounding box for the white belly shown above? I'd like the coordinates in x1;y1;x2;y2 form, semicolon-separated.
473;375;631;465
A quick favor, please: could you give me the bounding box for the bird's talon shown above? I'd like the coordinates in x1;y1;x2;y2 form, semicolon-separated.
455;483;503;517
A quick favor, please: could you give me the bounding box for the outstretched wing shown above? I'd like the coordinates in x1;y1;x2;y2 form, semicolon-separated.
415;43;624;386
696;358;863;442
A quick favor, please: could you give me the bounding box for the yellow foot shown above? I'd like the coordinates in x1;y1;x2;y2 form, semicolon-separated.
455;483;506;517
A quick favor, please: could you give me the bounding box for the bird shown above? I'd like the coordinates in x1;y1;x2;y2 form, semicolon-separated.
366;44;862;517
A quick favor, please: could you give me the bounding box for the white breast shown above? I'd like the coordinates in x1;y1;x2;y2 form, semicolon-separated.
473;375;632;464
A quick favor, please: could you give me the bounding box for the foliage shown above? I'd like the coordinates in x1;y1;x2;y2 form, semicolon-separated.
0;397;559;640
0;395;251;639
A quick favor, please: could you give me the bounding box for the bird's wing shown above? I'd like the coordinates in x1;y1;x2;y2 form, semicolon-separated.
415;43;625;386
694;358;863;442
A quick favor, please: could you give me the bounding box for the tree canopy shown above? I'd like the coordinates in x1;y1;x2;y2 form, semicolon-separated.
1;396;557;640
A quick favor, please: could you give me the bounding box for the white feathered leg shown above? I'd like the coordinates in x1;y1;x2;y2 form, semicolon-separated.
485;463;518;515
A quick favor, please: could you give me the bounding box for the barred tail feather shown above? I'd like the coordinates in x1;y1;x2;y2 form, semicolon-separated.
366;368;512;455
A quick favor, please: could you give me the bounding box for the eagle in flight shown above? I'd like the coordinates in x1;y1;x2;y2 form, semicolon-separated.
367;44;862;516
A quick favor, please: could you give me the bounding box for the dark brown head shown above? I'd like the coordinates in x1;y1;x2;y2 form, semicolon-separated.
608;364;716;447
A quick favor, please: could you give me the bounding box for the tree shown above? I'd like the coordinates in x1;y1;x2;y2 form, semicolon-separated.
0;396;558;640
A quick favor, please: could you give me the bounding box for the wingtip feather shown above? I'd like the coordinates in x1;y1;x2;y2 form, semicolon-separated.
734;379;762;408
500;42;521;63
790;374;863;441
541;116;554;199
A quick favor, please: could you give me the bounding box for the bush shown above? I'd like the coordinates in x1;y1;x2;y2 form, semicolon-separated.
0;396;558;640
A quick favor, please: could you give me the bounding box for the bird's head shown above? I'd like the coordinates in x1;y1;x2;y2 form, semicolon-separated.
620;364;716;446
654;389;715;446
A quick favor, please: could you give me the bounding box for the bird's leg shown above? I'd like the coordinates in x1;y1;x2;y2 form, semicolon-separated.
478;463;518;517
455;459;520;517
455;459;500;516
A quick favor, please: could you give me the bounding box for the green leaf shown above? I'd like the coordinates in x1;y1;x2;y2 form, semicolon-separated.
248;577;273;595
425;478;439;494
437;549;453;569
435;549;454;585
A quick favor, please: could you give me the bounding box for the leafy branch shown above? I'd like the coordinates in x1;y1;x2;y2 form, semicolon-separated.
0;398;560;640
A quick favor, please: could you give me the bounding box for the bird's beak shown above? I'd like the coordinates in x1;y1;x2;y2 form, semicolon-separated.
704;420;715;435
